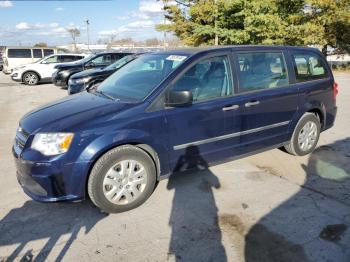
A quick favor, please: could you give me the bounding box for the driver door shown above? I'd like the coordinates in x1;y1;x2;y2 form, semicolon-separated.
165;53;242;172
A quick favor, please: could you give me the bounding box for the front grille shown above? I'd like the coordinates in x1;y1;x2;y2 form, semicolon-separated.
15;126;29;151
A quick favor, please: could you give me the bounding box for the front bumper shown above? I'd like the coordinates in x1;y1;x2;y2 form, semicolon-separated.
12;129;90;202
68;81;85;95
53;77;67;87
13;151;84;202
11;71;22;81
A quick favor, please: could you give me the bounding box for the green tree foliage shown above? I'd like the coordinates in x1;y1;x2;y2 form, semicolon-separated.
157;0;350;54
33;42;48;47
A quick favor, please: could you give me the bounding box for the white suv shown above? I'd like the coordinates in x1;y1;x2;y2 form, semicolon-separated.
10;53;87;85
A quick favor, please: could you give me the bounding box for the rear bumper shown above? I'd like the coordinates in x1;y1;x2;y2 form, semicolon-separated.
323;106;337;131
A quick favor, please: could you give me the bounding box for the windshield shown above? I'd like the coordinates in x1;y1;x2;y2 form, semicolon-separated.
97;54;188;102
105;54;138;70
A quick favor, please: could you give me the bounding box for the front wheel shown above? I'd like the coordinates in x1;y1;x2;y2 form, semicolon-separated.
284;113;321;156
88;145;157;213
23;72;39;85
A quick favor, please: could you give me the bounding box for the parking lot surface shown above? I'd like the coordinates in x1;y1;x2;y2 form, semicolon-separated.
0;72;349;262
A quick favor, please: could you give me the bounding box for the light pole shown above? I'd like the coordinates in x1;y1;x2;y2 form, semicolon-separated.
85;19;90;51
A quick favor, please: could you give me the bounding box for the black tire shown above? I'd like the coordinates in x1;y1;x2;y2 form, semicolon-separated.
284;113;321;156
23;71;39;85
88;145;157;213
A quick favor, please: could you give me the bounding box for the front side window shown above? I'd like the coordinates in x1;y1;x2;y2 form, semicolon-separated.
43;55;59;63
237;52;288;93
292;52;328;82
171;55;233;102
8;49;31;58
98;54;188;102
33;49;43;58
90;55;109;65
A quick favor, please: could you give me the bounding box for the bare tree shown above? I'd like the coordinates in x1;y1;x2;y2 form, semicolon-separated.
66;27;80;51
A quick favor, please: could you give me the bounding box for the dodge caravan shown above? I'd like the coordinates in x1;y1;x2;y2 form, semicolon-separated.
13;46;337;213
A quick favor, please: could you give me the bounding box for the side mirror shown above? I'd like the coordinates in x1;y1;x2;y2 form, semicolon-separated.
85;61;95;68
165;91;193;107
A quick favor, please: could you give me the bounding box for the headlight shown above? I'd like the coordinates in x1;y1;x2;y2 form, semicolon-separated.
59;70;70;76
14;66;25;71
31;133;74;156
72;77;91;84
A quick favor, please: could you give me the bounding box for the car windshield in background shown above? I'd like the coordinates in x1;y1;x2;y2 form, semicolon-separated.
105;54;138;70
97;54;188;102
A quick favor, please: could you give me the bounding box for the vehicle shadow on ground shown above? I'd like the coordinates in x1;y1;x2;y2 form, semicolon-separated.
0;200;107;262
245;137;350;261
166;146;227;261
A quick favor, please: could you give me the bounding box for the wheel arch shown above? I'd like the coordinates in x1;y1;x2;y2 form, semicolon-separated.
307;108;325;129
82;140;162;199
22;70;41;82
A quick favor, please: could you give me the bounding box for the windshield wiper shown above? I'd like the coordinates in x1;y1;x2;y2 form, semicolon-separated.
94;89;118;101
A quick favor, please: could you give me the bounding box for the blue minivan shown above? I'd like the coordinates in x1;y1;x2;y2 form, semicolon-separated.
13;46;337;213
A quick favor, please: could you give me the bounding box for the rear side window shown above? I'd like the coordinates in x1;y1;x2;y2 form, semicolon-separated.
237;52;288;93
8;49;32;58
33;49;43;58
43;49;54;56
292;52;328;82
59;55;78;62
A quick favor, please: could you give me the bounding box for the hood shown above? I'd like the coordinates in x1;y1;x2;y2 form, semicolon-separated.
20;92;134;134
71;67;115;80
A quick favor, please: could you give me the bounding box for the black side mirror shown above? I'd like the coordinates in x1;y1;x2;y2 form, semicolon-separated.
165;91;193;107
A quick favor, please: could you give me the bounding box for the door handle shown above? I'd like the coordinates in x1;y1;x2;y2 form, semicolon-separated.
245;101;260;107
222;105;239;111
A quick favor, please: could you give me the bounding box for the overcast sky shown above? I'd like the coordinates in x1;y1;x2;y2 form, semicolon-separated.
0;0;171;46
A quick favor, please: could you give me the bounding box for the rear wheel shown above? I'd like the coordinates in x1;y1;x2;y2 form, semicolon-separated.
284;113;321;156
23;72;39;85
88;145;157;213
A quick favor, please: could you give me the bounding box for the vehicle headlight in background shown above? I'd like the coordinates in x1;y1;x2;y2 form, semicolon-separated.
59;70;71;77
31;133;74;156
72;77;92;84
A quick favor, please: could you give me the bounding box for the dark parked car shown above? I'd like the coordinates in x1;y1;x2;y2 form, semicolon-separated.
0;57;3;71
52;52;132;88
13;46;337;213
68;53;142;95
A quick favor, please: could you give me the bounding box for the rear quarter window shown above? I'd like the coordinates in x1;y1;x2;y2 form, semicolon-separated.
292;52;328;82
7;49;32;58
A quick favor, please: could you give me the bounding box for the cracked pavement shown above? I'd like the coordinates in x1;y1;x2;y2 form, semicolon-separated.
0;72;349;261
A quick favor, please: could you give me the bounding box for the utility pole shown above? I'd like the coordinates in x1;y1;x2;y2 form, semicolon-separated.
85;19;90;51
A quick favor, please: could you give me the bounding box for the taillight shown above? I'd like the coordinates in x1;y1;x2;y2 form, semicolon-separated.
333;81;338;100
